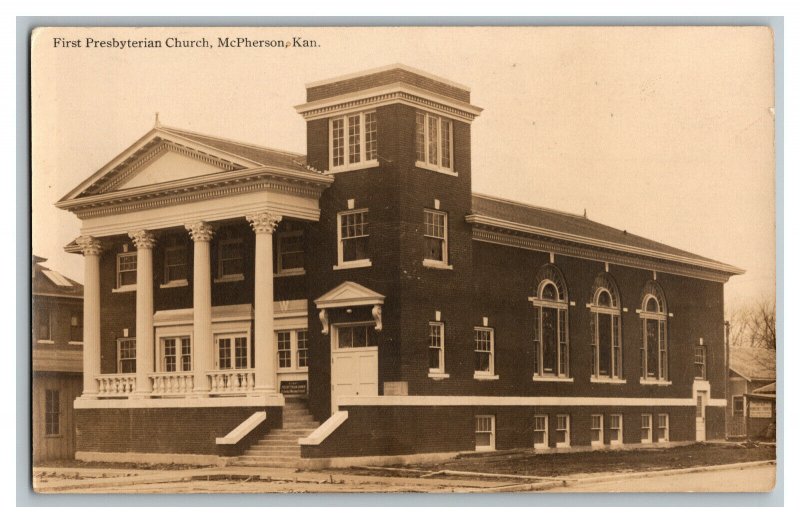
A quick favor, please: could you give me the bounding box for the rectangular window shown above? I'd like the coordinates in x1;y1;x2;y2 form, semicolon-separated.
365;112;377;161
533;415;548;449
164;234;188;284
162;336;191;372
37;308;52;341
337;324;372;349
475;415;495;451
297;329;309;368
44;389;60;436
118;338;136;373
69;310;83;342
415;112;454;173
277;231;305;275
218;231;244;279
657;414;669;442
591;414;604;446
733;396;745;417
277;331;292;368
556;414;570;448
330;111;377;170
424;209;448;264
338;210;369;265
609;414;623;446
694;345;707;380
217;335;249;369
428;322;444;373
331;117;345;167
474;327;494;375
641;414;653;443
117;252;137;288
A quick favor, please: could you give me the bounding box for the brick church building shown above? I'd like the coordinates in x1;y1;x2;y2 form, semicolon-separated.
56;65;743;466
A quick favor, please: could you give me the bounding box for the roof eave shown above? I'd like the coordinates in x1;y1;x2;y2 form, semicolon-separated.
466;213;746;277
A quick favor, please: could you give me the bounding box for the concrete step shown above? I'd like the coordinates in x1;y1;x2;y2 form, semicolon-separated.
270;428;317;435
234;457;300;468
249;443;301;450
259;435;302;443
283;415;316;422
282;422;319;429
244;449;301;457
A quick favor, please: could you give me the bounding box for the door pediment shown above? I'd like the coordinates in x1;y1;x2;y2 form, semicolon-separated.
314;281;385;309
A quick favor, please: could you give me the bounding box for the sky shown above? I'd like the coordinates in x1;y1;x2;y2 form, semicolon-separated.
31;26;775;311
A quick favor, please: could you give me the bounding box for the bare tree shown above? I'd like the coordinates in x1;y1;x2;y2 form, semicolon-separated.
728;298;776;371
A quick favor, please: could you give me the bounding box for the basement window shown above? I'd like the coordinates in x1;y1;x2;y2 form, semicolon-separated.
475;415;495;451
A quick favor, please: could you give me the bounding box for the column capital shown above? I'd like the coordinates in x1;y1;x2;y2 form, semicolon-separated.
75;235;103;256
128;230;157;250
246;211;282;234
186;221;215;242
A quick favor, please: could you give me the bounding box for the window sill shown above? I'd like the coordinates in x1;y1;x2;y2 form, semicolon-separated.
590;377;627;385
428;372;450;380
68;341;83;346
415;161;458;177
112;285;136;293
37;340;55;344
326;159;379;174
160;279;189;289
532;376;574;383
422;259;453;270
474;373;499;381
275;269;306;278
639;378;672;386
333;259;372;271
591;442;605;448
556;443;571;449
610;441;623;447
214;274;245;283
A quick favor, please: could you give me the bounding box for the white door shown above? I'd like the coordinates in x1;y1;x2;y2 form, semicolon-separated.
331;324;378;413
695;392;707;441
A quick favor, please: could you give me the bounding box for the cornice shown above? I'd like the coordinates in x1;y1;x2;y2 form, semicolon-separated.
296;83;483;123
58;168;333;219
471;227;734;283
467;214;743;278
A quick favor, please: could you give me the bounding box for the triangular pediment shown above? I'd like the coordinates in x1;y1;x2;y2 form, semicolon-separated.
60;127;263;200
315;281;385;309
115;146;235;190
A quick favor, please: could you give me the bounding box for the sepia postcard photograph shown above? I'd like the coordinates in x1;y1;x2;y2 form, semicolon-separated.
28;24;777;496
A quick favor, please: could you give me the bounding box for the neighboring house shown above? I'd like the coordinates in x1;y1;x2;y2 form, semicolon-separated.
55;65;744;466
727;347;776;439
32;255;84;463
746;381;776;441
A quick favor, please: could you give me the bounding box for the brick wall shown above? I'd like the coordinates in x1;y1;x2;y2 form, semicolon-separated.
301;404;699;458
75;406;281;455
306;68;470;104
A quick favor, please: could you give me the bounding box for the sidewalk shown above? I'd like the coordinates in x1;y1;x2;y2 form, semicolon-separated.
32;459;776;494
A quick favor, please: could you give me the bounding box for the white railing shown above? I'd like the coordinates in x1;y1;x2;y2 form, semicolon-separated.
207;370;256;394
96;374;136;397
150;372;194;395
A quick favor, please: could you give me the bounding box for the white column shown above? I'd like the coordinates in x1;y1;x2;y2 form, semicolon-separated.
76;236;102;396
129;230;156;395
246;211;282;394
186;221;215;394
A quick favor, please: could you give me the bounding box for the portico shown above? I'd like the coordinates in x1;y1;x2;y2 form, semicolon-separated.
58;124;333;407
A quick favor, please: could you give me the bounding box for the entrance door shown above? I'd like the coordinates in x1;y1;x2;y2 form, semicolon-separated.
696;392;707;441
331;323;378;413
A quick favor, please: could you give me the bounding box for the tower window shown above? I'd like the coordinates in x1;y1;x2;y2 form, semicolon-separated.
415;112;454;173
329;111;378;171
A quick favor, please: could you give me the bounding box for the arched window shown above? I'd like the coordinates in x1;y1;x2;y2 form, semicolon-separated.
639;281;668;381
530;265;569;378
589;274;622;380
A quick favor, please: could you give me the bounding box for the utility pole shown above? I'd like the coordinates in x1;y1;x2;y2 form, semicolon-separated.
724;320;731;440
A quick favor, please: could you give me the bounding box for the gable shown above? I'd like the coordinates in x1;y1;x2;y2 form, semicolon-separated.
116;146;232;190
